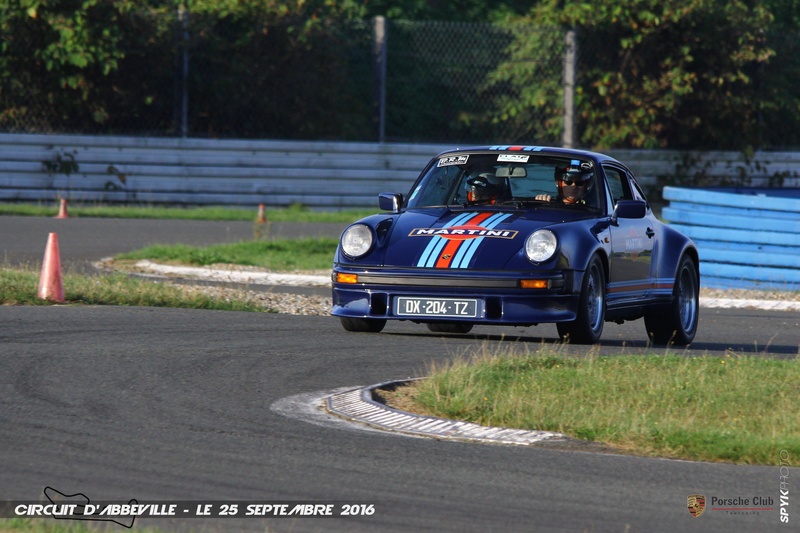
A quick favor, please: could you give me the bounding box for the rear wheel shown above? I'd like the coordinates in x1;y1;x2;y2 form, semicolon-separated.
426;322;474;334
340;317;386;333
557;256;606;344
645;255;699;345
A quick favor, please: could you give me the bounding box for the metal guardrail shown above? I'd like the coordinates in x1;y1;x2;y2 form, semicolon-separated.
1;133;800;210
0;133;451;209
663;186;800;290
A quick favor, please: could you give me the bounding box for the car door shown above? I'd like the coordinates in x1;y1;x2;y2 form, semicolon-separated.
603;165;655;304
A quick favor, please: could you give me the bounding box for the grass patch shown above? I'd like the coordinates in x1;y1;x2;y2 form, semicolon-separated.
0;202;372;223
0;518;94;532
411;349;800;464
0;517;167;532
116;237;338;271
0;268;270;312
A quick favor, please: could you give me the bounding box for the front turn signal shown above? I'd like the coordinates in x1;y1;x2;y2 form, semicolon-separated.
336;273;359;284
520;279;550;289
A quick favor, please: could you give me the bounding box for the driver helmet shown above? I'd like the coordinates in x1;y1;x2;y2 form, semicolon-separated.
555;161;594;204
466;172;504;204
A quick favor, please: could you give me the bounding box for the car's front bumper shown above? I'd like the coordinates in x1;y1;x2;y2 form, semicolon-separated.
331;267;584;325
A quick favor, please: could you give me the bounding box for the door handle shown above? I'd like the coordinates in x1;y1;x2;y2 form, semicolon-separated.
646;227;655;238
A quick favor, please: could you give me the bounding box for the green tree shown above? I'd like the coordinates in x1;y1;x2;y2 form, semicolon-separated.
753;0;800;150
486;0;777;150
184;0;373;139
481;21;565;144
0;0;376;138
0;0;141;131
362;0;532;22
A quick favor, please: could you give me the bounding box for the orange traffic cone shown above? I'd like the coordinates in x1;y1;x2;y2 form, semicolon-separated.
38;232;65;303
256;203;267;223
55;198;69;219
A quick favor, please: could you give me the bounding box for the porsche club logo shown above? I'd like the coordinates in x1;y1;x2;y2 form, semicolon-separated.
687;494;706;518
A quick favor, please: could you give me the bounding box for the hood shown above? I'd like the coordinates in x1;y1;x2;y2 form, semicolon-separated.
375;207;571;269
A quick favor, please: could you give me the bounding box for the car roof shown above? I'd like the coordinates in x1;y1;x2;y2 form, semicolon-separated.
434;145;622;166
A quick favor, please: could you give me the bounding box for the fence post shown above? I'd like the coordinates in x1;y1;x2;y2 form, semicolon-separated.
562;28;577;148
175;2;190;138
372;16;388;143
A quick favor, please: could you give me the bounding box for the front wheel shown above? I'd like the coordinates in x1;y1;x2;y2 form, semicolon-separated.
557;256;606;344
340;317;386;333
645;255;699;346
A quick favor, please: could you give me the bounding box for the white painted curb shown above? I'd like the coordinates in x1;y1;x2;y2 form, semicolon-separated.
133;260;331;287
326;381;566;446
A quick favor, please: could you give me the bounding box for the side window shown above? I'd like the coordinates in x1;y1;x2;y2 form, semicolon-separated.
602;165;633;209
630;177;648;203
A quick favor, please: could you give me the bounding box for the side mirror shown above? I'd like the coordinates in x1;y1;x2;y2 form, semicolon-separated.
379;192;403;213
611;199;647;225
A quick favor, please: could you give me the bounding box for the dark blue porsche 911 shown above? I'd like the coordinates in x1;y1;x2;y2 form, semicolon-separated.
331;146;699;345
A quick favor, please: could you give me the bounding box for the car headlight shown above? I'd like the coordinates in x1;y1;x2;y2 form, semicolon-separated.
525;229;557;263
341;224;374;258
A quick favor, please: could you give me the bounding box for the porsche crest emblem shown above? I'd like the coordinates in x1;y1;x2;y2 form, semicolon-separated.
687;494;706;518
441;254;452;260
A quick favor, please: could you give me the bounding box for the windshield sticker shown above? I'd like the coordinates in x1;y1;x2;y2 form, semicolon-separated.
498;154;529;163
437;155;469;167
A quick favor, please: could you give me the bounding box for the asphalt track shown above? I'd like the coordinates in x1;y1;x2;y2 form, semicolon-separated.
1;216;798;532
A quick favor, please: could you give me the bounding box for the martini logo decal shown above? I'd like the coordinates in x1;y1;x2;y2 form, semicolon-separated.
413;212;513;269
409;226;517;240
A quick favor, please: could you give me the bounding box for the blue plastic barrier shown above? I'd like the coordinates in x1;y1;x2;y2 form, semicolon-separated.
662;187;800;291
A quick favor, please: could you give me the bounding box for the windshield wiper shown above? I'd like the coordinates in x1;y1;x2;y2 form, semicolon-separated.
500;198;546;207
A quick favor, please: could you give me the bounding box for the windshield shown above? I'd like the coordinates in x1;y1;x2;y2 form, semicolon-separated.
405;153;600;212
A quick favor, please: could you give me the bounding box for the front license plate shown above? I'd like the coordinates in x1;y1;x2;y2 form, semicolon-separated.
394;297;479;318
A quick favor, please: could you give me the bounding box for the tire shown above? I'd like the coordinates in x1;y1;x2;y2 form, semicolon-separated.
426;322;474;334
340;317;386;333
557;256;606;344
645;255;699;346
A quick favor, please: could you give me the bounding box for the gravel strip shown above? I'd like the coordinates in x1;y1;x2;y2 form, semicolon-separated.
165;283;333;315
99;259;800;316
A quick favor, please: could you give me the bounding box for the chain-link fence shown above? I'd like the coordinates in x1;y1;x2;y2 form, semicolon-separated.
2;9;799;149
382;20;563;145
0;12;565;145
